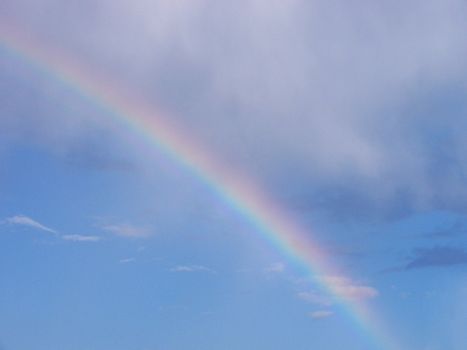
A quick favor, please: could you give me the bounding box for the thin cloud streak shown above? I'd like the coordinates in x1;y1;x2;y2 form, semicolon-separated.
4;215;57;234
61;234;101;242
170;265;216;274
101;223;151;238
3;215;100;243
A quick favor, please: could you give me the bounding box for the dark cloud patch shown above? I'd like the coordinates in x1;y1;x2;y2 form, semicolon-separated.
287;182;416;223
425;221;467;239
405;246;467;270
64;148;137;173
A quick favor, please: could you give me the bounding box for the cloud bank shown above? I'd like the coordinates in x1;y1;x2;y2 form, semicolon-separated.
2;0;467;212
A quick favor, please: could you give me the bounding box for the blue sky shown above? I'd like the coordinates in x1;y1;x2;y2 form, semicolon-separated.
1;1;467;349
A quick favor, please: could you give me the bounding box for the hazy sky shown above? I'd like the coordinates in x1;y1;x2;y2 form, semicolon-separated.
1;1;467;349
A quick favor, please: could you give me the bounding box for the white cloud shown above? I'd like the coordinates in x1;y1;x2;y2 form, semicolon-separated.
61;234;100;242
310;310;334;319
4;215;56;234
3;215;101;243
119;257;136;264
323;276;379;300
298;276;378;306
170;265;215;274
102;223;150;238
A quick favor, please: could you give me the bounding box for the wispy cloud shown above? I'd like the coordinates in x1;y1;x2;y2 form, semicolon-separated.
4;215;57;234
119;257;136;264
309;310;334;319
405;246;467;270
170;265;215;274
101;223;150;238
264;262;285;273
3;215;100;243
62;234;101;242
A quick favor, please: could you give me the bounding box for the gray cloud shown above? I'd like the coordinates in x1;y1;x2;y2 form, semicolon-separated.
425;221;467;239
405;246;467;270
63;144;137;173
2;0;467;218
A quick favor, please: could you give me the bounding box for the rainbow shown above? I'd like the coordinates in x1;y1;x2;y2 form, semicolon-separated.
0;23;400;349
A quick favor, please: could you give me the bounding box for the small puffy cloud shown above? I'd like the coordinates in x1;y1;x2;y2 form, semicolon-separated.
310;310;334;319
170;265;215;274
323;276;379;300
4;215;56;234
298;291;333;306
61;234;100;242
405;246;467;270
101;223;150;238
265;262;285;273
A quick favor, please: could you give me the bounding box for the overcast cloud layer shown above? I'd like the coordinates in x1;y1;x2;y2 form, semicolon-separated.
2;0;467;217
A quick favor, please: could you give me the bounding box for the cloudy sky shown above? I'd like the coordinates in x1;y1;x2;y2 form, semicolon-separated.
1;1;467;349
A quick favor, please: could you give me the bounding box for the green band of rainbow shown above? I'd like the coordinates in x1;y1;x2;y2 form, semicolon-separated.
0;23;400;350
